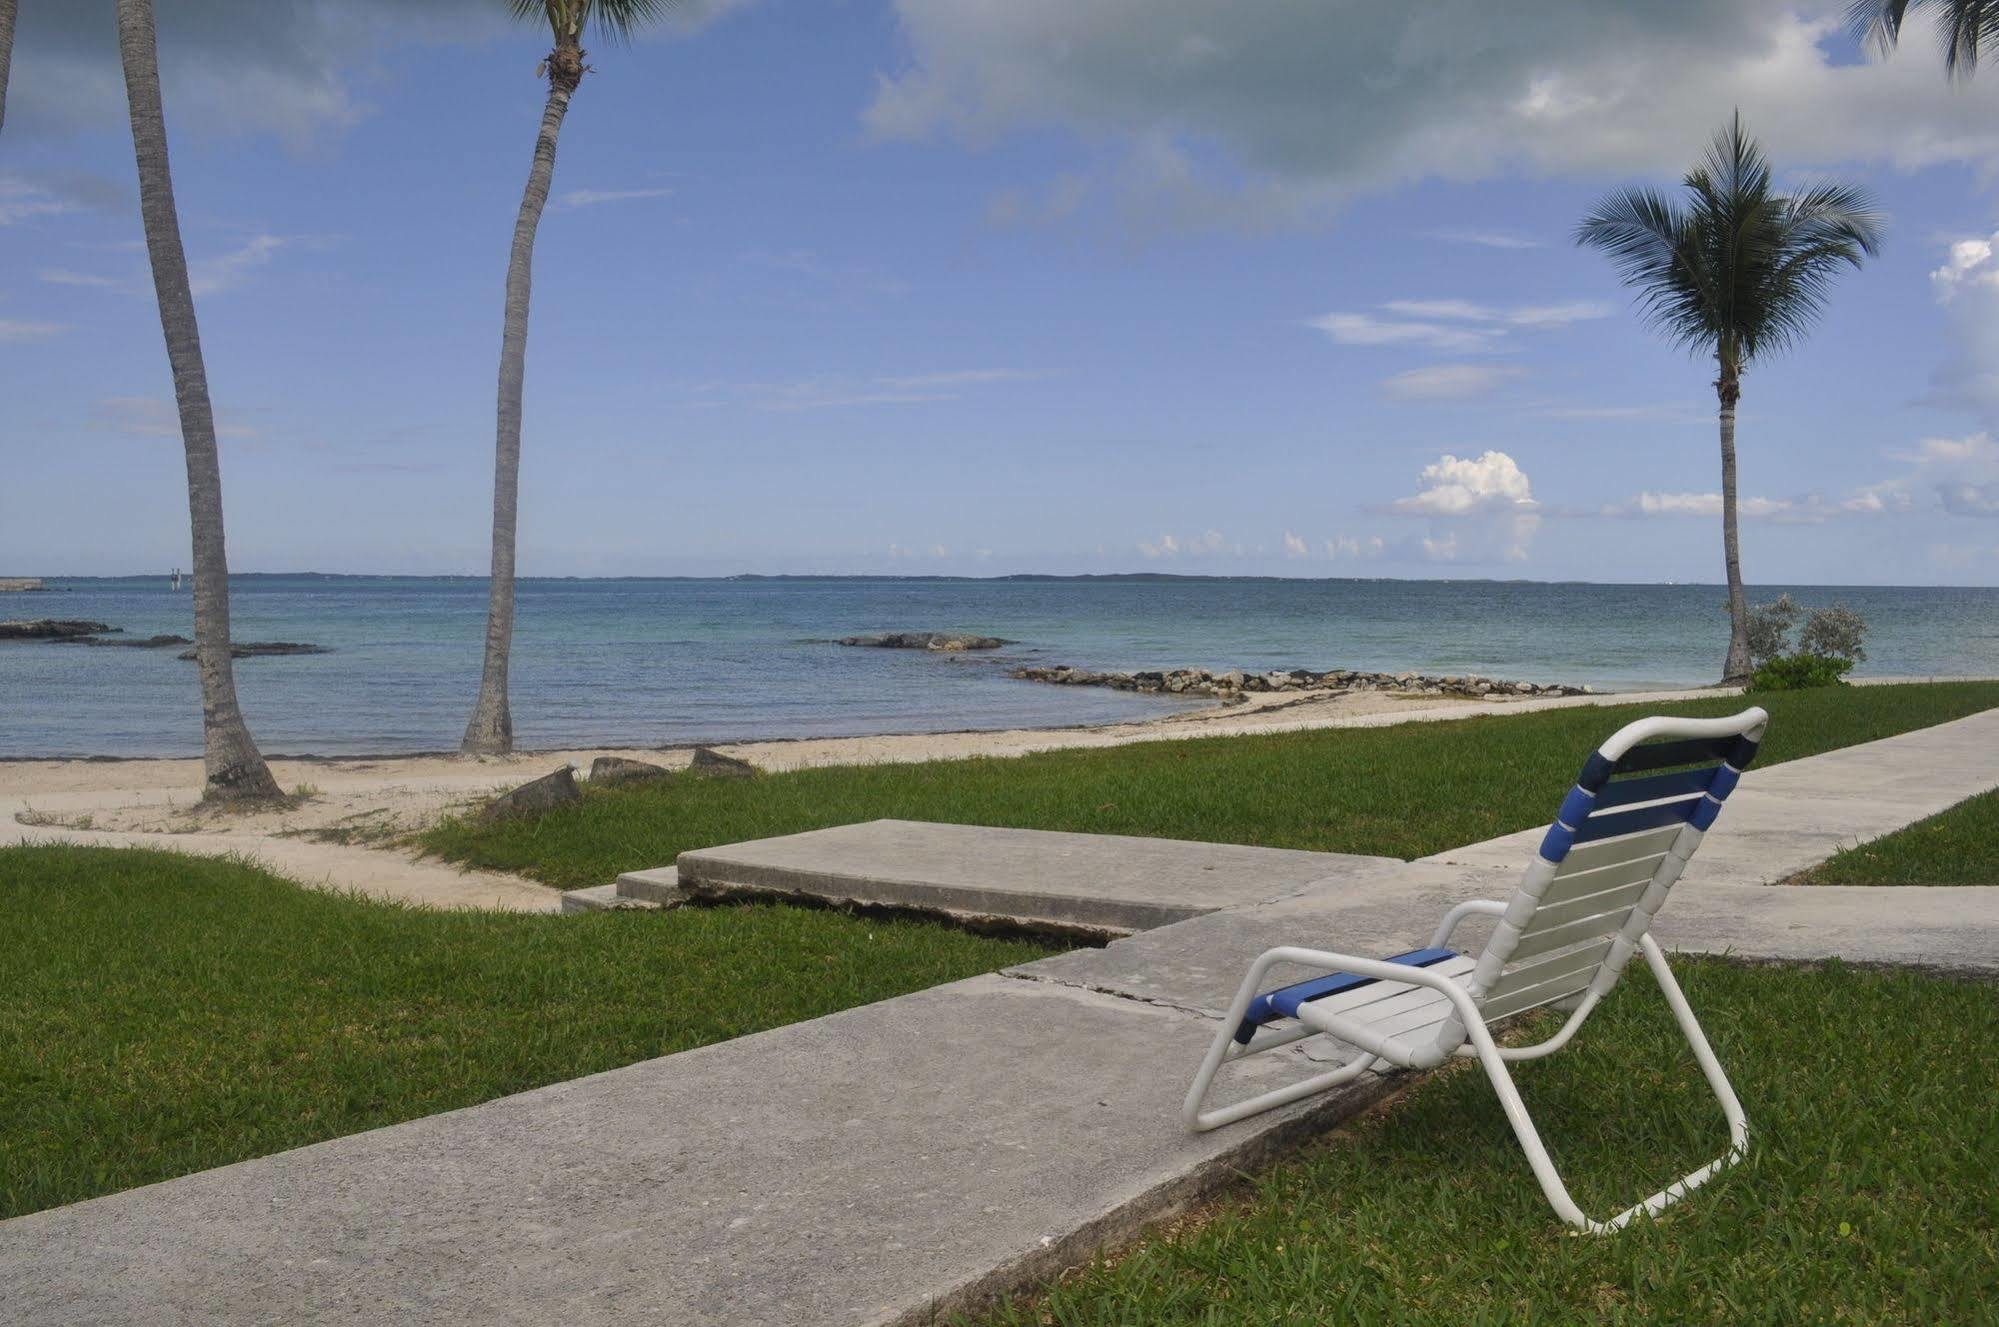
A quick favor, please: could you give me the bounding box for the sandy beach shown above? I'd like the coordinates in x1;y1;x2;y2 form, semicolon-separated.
4;683;1727;911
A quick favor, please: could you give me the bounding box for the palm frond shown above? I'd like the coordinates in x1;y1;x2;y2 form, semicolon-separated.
1847;0;1999;76
1576;114;1879;371
507;0;684;45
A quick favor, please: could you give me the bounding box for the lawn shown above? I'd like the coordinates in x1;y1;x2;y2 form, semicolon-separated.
422;682;1999;888
1795;786;1999;886
0;845;1056;1219
977;958;1999;1327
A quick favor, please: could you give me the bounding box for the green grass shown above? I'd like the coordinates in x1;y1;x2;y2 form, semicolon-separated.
421;682;1999;889
1796;786;1999;886
978;959;1999;1327
0;845;1056;1219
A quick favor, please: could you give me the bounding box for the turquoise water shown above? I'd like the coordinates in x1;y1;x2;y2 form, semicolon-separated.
6;575;1997;758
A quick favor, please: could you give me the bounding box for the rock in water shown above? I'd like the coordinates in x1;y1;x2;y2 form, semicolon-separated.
0;619;115;640
687;747;756;779
590;756;674;787
836;631;1011;651
54;634;191;649
175;642;331;660
482;766;582;821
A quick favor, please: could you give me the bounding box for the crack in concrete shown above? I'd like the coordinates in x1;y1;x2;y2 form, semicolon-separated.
1000;966;1224;1023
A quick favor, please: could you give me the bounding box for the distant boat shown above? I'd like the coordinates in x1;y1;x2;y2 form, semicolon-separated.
170;568;183;591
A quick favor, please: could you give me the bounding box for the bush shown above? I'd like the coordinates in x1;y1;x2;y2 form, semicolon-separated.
1799;603;1869;663
1749;652;1855;692
1743;595;1869;669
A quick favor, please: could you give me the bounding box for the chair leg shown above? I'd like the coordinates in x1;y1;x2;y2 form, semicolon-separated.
1461;937;1748;1233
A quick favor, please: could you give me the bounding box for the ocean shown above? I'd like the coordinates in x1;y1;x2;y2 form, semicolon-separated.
8;575;1997;758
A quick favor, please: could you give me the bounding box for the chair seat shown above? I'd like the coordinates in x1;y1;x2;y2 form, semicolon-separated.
1292;953;1478;1059
1234;947;1469;1044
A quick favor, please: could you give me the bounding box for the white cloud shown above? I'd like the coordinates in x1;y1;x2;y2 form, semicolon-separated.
1939;482;1999;516
9;2;752;143
39;268;126;290
1389;451;1538;516
1309;312;1494;353
1925;238;1999;420
1137;529;1228;558
869;2;1999;229
1426;228;1544;250
1608;489;1901;522
1865;431;1999;515
560;187;674;208
1282;530;1308;558
91;396;258;440
189;235;287;297
0;319;71;342
1380;363;1517;400
1325;535;1385;561
876;368;1039;389
1380;450;1540;562
1313;299;1607;356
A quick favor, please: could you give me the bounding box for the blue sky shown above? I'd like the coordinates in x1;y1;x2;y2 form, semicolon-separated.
7;0;1999;583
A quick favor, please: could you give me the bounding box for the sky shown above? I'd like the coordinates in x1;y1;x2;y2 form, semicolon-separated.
6;0;1999;584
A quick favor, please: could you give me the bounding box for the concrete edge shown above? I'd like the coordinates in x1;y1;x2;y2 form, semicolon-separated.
673;853;1206;936
888;1047;1411;1327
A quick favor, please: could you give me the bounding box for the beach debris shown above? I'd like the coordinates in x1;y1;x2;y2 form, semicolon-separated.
1;619;115;640
174;642;332;660
1008;665;1593;701
837;631;1012;651
481;766;582;821
52;634;192;649
589;755;674;787
687;747;757;779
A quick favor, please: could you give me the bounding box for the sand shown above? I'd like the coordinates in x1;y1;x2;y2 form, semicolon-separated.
5;684;1728;911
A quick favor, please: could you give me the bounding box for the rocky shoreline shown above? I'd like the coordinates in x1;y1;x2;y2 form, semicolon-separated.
1008;663;1593;701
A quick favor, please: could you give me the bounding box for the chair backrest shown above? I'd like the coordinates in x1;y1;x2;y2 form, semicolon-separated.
1458;707;1769;1029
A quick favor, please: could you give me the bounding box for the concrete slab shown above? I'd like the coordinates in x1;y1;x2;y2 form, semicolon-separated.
675;819;1398;935
1020;868;1999;1024
1428;705;1999;882
0;974;1402;1327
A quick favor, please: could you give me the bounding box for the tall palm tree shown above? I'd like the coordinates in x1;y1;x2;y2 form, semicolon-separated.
463;0;677;755
1577;114;1882;684
1850;0;1998;75
0;0;17;133
116;0;282;801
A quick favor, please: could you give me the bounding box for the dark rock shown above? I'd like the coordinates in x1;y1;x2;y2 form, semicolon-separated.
1;619;115;640
837;631;1012;652
175;642;331;660
590;756;674;788
481;766;582;821
687;747;756;779
54;634;192;649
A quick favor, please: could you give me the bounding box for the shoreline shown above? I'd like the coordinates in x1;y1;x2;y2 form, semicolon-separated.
9;676;1985;913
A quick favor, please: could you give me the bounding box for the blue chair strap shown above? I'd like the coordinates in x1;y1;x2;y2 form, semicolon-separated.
1234;947;1457;1044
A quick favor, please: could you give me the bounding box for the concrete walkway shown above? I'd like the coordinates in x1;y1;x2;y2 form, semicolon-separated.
5;709;1997;1325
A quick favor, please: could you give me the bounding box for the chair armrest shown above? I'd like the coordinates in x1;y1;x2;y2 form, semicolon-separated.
1429;898;1506;949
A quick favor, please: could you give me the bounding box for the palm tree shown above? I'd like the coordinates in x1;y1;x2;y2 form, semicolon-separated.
1577;114;1882;684
463;0;678;755
0;0;17;133
116;0;282;801
1850;0;1998;75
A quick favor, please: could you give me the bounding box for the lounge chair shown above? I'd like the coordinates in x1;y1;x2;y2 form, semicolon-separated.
1184;707;1769;1232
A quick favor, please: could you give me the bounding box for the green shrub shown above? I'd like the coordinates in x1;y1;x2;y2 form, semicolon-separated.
1749;652;1854;692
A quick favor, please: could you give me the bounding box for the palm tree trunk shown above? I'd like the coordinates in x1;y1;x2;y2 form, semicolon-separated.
0;0;18;134
1717;364;1753;685
463;42;582;755
116;0;281;801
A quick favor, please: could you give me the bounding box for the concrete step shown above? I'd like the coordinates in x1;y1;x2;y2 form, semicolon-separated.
615;865;685;906
559;882;664;914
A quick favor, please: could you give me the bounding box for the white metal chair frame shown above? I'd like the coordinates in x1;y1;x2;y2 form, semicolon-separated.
1184;708;1769;1233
